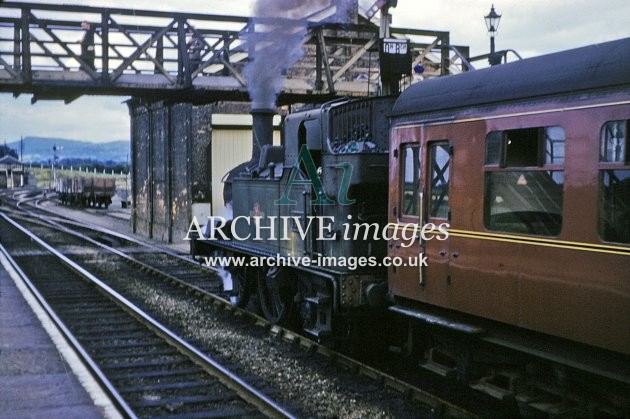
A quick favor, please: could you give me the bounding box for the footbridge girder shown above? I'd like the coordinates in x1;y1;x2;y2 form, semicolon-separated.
0;2;469;104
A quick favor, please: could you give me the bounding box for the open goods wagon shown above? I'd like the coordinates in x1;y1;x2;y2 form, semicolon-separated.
57;176;116;209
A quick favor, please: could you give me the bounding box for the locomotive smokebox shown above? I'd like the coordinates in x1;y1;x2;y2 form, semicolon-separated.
250;107;275;163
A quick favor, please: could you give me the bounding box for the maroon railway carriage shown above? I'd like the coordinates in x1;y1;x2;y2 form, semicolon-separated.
387;38;630;359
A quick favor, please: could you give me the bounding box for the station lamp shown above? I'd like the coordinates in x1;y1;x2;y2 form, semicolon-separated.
484;4;502;65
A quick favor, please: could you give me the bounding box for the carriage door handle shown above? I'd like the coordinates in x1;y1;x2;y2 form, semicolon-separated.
452;252;459;258
439;250;446;257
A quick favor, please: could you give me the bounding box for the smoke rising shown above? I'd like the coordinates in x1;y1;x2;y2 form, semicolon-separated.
245;0;356;109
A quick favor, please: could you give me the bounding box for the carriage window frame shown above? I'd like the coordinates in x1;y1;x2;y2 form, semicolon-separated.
400;144;422;219
598;120;630;244
484;126;565;236
427;141;451;220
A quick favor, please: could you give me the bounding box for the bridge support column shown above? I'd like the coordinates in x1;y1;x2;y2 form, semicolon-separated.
127;98;212;243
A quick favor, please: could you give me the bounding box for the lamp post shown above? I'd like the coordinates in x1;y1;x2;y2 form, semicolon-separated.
484;4;502;65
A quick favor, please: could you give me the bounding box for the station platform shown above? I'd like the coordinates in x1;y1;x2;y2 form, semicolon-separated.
0;262;109;418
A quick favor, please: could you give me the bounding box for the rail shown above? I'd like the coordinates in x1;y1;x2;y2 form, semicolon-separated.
0;211;296;418
10;193;476;418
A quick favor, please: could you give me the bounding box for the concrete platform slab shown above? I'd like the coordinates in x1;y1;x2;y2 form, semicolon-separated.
0;374;102;418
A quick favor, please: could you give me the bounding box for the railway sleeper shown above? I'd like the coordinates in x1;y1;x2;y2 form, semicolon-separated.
388;315;630;416
419;347;458;380
456;348;626;416
469;370;521;401
515;369;629;417
464;353;628;417
515;379;582;417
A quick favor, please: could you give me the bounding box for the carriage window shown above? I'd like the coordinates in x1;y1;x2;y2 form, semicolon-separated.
505;128;541;166
598;120;630;244
485;172;563;235
485;131;502;165
429;143;450;219
401;145;421;217
484;126;565;236
600;120;627;163
544;126;566;164
485;126;565;166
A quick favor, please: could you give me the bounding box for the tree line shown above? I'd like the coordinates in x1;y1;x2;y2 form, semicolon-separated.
0;145;18;159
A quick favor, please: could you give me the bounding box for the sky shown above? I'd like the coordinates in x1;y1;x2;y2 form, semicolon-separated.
1;0;629;143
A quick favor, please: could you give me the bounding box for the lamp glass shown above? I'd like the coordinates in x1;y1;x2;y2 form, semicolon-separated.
484;5;501;35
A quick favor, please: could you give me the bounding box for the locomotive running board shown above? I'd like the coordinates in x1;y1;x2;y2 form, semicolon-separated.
388;305;485;335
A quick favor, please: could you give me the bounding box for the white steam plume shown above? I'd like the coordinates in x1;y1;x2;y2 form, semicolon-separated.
245;0;356;109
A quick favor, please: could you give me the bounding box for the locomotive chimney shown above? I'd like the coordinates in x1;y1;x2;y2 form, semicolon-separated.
250;106;275;163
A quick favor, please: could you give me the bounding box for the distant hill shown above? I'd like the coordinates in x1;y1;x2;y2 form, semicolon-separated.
7;137;130;164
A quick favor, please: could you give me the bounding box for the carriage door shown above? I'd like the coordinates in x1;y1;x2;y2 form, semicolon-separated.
423;141;452;305
388;142;424;300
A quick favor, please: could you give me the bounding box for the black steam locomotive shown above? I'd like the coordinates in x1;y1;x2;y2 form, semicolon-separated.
193;97;395;338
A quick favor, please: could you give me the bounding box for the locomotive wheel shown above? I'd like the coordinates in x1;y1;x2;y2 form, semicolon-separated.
257;267;292;324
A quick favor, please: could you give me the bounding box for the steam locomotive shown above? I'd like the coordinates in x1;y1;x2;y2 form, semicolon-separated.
192;37;630;407
195;97;395;336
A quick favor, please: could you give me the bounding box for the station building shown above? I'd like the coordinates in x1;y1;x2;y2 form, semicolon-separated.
0;155;25;189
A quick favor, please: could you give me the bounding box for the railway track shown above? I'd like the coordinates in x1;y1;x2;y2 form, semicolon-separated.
0;213;292;418
0;193;476;417
11;190;628;417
